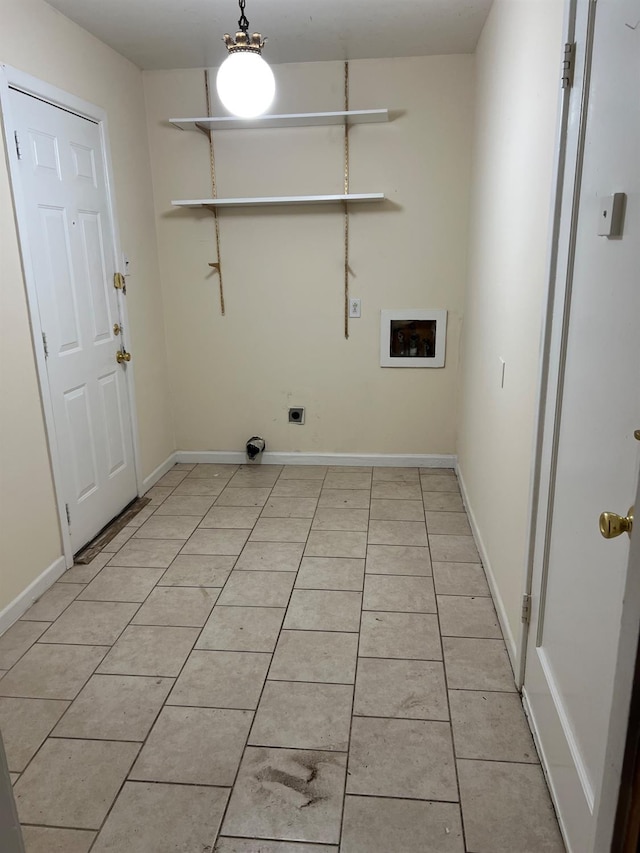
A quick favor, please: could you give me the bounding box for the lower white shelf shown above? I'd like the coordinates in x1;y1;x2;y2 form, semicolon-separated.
172;193;385;210
170;110;389;132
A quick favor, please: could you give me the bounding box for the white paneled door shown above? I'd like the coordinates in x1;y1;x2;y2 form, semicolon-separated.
523;0;640;851
9;88;137;553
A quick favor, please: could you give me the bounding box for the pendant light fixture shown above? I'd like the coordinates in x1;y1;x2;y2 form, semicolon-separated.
216;0;275;118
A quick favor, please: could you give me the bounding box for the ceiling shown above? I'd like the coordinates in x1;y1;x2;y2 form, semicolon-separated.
45;0;493;70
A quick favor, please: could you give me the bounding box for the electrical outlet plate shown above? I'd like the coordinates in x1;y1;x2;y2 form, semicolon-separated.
349;298;361;318
288;407;305;425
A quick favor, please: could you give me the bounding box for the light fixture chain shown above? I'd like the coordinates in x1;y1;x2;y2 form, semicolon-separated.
204;69;226;315
344;60;350;340
237;0;249;33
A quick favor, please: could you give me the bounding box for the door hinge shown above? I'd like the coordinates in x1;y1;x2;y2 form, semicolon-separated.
521;593;532;624
42;331;49;359
14;131;22;160
65;503;71;527
561;42;576;89
113;272;126;294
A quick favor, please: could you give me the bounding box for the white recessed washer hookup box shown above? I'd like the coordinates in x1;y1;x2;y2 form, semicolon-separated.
380;310;447;368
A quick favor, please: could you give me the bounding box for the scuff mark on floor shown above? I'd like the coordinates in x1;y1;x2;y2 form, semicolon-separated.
255;759;325;809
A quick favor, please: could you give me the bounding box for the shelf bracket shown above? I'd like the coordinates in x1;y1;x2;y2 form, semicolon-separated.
195;121;213;137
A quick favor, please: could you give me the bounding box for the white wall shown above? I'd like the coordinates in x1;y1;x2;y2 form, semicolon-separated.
457;0;564;657
143;56;473;456
0;0;174;615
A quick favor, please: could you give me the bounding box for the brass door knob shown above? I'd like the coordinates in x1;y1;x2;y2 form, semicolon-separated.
116;350;131;364
599;506;634;539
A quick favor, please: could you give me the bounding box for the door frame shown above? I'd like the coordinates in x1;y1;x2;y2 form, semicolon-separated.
518;0;640;848
516;0;585;687
0;64;143;567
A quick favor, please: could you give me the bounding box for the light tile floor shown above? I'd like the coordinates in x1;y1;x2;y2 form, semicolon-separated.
0;464;566;853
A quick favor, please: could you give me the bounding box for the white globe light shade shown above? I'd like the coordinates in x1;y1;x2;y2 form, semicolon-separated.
216;51;275;118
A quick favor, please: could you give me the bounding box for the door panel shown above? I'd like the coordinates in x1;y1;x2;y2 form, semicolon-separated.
524;0;640;850
64;384;99;501
41;206;82;352
10;88;137;551
29;130;60;176
99;371;128;477
79;212;112;342
70;142;97;184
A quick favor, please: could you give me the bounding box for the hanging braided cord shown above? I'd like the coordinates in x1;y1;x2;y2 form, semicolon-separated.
344;60;350;340
204;69;225;315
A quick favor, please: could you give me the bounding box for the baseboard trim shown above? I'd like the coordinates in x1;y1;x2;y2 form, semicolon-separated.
456;463;518;671
0;555;67;635
142;453;178;492
176;450;457;468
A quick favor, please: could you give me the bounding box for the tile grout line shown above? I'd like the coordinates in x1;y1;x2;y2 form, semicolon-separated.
424;472;469;852
7;566;103;669
424;474;537;846
337;469;371;846
20;582;91;628
3;669;524;708
0;623;53;675
72;594;443;614
211;463;332;848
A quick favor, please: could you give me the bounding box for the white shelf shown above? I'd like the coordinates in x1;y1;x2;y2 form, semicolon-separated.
172;193;385;210
170;109;389;133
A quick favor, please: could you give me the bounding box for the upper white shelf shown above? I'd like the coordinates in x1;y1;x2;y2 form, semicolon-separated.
170;109;389;133
172;193;385;210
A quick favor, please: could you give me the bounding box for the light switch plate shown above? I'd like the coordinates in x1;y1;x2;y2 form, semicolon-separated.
349;298;361;319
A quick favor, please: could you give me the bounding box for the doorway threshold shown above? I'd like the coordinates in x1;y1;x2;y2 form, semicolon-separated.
74;497;151;564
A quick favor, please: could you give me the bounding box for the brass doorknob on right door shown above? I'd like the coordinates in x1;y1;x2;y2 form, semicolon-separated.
116;350;131;364
599;506;634;539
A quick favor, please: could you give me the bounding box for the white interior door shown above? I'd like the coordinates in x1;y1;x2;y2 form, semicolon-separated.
523;1;640;851
8;88;137;553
